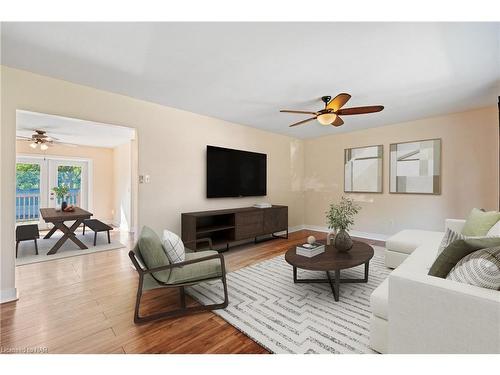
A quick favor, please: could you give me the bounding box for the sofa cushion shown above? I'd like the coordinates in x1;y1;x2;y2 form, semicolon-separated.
447;247;500;290
137;226;172;283
462;208;500;236
386;229;444;255
370;278;389;320
398;242;438;273
428;237;500;278
167;250;222;285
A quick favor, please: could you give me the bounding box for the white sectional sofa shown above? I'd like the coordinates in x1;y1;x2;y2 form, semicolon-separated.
370;219;500;354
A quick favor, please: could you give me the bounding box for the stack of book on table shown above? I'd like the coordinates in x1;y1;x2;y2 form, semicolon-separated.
296;242;325;257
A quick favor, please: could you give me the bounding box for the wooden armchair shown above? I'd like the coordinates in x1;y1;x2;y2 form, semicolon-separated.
129;236;228;324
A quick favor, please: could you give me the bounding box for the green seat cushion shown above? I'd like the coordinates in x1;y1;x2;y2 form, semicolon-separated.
137;226;171;283
167;250;222;285
461;208;500;236
428;237;500;278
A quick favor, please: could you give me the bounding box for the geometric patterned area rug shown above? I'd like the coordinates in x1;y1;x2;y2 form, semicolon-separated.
188;247;390;354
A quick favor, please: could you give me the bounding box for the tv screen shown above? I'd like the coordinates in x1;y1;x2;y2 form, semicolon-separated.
207;146;267;198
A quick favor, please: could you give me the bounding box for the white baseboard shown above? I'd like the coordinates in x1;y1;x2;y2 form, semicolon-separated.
0;288;18;304
302;225;389;242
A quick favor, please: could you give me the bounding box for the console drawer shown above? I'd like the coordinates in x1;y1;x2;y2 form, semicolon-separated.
263;207;288;233
235;211;263;239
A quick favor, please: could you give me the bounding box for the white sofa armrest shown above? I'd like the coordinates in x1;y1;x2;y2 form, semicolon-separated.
445;218;466;233
388;269;500;353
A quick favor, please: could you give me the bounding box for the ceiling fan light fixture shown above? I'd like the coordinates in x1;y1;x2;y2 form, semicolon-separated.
317;113;337;125
40;143;49;151
30;142;37;149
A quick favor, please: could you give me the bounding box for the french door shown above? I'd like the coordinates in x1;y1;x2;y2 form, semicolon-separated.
16;156;90;228
15;157;47;224
48;160;88;210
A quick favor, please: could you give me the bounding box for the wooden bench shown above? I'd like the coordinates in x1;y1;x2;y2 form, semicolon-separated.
82;219;113;246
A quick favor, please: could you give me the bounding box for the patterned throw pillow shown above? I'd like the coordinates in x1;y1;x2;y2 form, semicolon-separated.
162;229;185;263
437;228;466;256
446;247;500;290
437;227;498;257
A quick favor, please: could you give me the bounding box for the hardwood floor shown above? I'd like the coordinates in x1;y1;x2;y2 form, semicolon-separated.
0;229;384;354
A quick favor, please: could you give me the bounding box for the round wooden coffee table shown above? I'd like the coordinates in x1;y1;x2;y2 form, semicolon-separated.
285;240;374;301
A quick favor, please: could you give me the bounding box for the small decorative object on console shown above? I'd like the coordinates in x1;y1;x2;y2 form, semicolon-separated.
253;202;272;208
326;196;361;252
307;235;316;244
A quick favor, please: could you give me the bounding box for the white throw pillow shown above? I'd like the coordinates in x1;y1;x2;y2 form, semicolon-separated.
162;229;185;263
486;220;500;237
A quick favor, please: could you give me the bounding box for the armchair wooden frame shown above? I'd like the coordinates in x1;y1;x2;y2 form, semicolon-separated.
128;238;229;324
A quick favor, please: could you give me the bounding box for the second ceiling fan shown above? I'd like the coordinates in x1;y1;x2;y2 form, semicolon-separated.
280;93;384;127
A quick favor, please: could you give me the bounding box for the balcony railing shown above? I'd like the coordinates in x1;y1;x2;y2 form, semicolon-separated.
16;190;81;222
16;193;40;222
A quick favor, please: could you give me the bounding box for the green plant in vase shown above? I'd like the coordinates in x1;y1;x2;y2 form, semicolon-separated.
326;196;361;251
52;185;69;211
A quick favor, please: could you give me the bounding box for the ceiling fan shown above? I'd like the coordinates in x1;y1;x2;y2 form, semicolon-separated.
280;93;384;128
16;129;70;150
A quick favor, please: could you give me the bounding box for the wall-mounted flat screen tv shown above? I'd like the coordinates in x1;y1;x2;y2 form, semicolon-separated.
207;146;267;198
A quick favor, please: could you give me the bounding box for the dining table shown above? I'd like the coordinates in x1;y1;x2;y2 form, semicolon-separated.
39;207;93;255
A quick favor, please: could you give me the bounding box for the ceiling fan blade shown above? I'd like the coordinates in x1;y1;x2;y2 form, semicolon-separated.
280;110;318;115
16;136;32;140
331;116;344;127
327;93;351;111
337;105;384;116
289;117;317;127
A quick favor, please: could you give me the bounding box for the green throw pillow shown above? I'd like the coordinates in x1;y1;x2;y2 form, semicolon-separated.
137;226;171;283
428;237;500;278
461;208;500;236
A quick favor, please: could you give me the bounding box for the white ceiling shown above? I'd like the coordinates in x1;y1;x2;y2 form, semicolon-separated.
16;110;135;148
2;22;499;139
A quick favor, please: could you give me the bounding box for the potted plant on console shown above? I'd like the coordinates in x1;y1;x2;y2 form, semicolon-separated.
52;185;69;212
326;196;361;252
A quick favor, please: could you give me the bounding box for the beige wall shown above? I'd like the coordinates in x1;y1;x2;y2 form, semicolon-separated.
1;65;497;303
303;106;499;237
113;141;132;230
0;66;304;301
16;140;115;221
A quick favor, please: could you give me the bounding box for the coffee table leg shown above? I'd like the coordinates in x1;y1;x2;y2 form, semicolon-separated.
364;261;369;282
326;271;340;301
293;266;298;283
